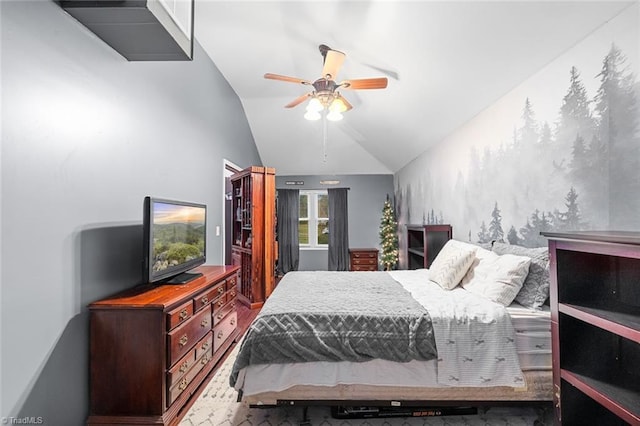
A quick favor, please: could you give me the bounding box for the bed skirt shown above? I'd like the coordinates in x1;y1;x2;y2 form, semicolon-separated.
241;370;552;406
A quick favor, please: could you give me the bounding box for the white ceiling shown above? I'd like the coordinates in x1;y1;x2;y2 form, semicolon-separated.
194;0;634;176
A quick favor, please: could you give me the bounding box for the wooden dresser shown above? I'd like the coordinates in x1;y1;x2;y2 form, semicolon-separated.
349;248;379;271
87;265;240;426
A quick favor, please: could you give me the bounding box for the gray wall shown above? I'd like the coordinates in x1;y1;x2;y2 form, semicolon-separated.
276;175;394;271
1;1;261;423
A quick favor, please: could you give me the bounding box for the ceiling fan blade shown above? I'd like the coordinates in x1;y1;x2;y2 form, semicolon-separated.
284;93;311;108
321;49;345;80
340;77;388;90
264;73;311;85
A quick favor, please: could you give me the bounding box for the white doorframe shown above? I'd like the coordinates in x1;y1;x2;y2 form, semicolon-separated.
222;159;242;264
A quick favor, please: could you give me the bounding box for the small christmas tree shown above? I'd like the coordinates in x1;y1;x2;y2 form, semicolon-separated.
379;196;399;271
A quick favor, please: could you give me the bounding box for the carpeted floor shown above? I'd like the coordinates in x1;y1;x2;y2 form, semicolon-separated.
180;344;550;426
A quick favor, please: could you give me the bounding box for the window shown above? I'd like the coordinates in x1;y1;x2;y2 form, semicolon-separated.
299;190;329;248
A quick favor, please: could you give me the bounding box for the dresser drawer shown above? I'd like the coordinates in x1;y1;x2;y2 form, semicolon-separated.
167;346;196;389
226;274;238;291
167;344;213;406
166;300;193;331
195;331;213;360
167;305;211;367
213;311;237;352
212;293;228;312
227;286;237;301
193;281;226;312
213;299;235;326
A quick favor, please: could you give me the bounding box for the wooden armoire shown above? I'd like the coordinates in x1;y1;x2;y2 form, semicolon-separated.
230;166;276;309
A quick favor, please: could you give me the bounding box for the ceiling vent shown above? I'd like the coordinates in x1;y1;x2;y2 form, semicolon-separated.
60;0;194;61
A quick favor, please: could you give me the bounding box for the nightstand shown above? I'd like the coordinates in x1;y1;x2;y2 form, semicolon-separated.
349;248;379;271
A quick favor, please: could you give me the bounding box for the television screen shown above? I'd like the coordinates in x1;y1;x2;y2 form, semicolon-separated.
143;197;206;284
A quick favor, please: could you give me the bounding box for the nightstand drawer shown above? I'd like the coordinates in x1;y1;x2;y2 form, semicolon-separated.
351;257;377;266
351;251;377;259
352;264;378;271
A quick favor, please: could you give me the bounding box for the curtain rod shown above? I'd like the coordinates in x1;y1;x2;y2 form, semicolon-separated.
277;187;350;190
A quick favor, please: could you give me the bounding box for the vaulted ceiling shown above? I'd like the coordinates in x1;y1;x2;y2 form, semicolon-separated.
194;1;634;176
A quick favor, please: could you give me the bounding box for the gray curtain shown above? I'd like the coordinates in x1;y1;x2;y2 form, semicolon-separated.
328;188;349;271
276;189;299;274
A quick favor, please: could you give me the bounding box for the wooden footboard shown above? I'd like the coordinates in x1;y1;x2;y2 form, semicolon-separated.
242;370;552;407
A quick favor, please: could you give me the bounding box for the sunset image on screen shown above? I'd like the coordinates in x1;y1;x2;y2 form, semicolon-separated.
152;203;205;273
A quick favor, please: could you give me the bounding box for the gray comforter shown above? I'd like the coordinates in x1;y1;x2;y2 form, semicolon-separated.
230;271;437;387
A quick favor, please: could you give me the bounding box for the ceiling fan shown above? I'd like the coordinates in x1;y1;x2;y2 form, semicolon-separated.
264;44;388;121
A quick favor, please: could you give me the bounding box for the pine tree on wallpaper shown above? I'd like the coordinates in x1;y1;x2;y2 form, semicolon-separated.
477;221;490;244
594;44;640;229
489;202;505;242
507;226;520;245
557;186;582;230
379;197;399;271
520;210;554;247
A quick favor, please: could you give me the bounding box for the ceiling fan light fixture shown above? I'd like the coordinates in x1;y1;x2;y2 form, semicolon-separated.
304;110;322;121
326;110;343;121
329;96;347;113
306;97;324;112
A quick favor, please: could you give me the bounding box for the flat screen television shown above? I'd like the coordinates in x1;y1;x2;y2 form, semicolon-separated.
143;196;207;284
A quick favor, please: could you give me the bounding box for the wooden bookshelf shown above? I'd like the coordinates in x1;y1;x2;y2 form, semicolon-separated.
405;224;452;269
543;231;640;425
230;166;276;309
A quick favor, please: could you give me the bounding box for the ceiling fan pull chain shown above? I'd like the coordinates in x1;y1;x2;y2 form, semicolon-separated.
322;112;328;162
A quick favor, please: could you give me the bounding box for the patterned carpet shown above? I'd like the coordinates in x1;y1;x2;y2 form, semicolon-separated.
180;344;550;426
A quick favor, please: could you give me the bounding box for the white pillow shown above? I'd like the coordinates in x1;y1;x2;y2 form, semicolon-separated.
460;247;531;306
428;240;478;290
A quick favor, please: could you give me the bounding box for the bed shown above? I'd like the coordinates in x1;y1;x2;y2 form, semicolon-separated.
229;240;553;414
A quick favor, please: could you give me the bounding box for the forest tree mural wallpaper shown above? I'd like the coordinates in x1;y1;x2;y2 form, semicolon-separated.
395;4;639;257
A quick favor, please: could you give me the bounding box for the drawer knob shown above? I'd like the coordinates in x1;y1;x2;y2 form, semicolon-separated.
230;318;236;326
201;296;209;304
201;356;210;365
179;360;189;373
179;334;188;347
179;378;188;391
230;291;236;298
218;286;224;294
217;331;224;339
179;309;188;320
201;318;209;328
217;300;224;308
201;341;210;351
216;313;224;320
